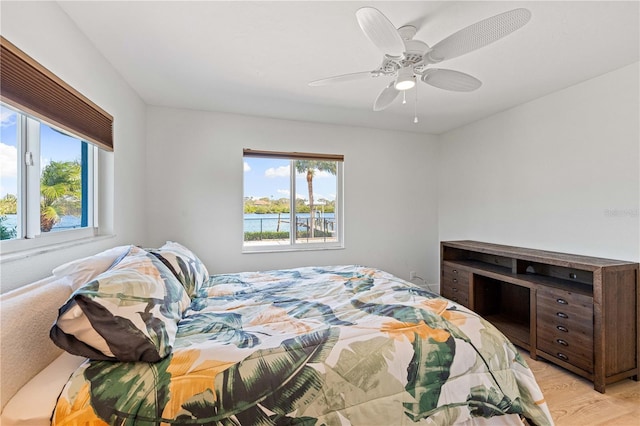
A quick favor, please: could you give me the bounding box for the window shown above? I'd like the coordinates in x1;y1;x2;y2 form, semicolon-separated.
0;103;96;245
0;36;112;253
243;149;343;251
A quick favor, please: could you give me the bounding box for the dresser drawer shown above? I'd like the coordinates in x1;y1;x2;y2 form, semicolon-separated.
441;287;469;307
537;288;592;317
536;288;594;372
536;306;593;336
441;264;470;307
442;265;469;288
537;324;594;372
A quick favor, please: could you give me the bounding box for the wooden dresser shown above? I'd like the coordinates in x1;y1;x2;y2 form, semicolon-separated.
440;240;639;393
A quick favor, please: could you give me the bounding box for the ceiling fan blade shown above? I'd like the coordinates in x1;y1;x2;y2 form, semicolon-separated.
356;7;405;58
421;69;482;92
428;8;531;62
373;82;399;111
308;71;375;86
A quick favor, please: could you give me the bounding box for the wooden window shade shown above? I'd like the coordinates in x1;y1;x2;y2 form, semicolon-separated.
243;149;343;162
0;36;113;151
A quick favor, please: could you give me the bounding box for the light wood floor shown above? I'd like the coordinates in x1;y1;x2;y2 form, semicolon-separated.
521;351;640;426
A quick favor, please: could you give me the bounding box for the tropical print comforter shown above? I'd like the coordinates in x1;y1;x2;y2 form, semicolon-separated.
53;265;553;426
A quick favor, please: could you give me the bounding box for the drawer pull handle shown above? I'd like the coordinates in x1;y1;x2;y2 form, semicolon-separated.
569;273;577;279
556;312;568;319
556;298;568;305
556;353;569;361
557;325;569;332
453;278;458;283
452;269;458;274
452;297;458;302
556;339;568;346
452;288;458;292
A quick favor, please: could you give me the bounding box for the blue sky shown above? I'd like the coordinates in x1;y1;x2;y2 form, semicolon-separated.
1;105;83;197
243;157;337;203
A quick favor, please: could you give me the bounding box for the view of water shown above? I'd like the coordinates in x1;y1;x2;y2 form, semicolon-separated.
1;213;335;236
1;214;82;233
244;213;335;233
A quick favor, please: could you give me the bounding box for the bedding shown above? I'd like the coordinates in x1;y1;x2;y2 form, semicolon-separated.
50;246;191;362
148;241;210;297
52;245;132;290
51;264;553;426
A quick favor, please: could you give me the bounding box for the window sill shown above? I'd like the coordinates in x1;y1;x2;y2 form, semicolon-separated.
0;233;116;264
242;243;344;254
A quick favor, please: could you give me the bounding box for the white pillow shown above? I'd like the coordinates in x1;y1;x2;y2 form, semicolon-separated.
52;245;132;290
0;352;86;426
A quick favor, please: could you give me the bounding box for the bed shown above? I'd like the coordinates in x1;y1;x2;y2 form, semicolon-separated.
0;243;554;426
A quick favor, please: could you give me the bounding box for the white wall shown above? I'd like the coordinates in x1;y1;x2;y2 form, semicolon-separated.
2;2;637;294
438;62;640;262
0;1;148;292
146;107;440;287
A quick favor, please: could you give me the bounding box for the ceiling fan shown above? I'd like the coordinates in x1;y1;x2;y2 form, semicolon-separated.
309;7;531;114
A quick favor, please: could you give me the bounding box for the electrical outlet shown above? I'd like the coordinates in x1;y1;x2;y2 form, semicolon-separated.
409;271;416;281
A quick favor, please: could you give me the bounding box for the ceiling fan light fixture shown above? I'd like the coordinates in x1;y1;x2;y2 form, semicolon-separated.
394;67;415;91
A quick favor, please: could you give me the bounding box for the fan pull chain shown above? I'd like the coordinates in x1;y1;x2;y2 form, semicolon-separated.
413;80;419;123
402;91;407;105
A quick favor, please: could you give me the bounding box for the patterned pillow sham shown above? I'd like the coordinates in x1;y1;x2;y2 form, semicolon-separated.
50;246;191;362
148;241;209;297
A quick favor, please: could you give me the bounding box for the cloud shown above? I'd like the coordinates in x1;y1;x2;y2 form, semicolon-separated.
313;170;334;179
1;109;16;128
244;161;251;172
313;192;336;202
265;166;290;178
277;189;290;197
0;143;17;178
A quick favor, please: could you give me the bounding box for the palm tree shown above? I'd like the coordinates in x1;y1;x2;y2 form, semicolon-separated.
294;160;336;238
40;160;81;232
0;194;17;215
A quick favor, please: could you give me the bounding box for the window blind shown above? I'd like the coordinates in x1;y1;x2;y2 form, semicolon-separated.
0;36;113;151
243;149;343;162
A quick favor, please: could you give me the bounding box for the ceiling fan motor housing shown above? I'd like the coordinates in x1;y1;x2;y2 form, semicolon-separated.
381;39;429;76
401;39;430;73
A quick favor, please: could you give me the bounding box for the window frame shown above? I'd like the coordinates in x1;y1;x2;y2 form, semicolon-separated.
242;149;344;253
1;104;99;254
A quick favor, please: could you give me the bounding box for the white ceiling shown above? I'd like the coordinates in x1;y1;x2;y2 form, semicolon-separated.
58;1;639;135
